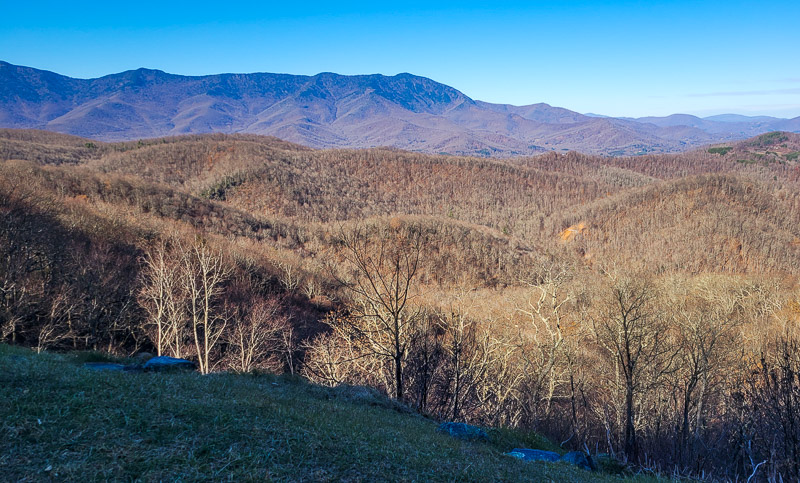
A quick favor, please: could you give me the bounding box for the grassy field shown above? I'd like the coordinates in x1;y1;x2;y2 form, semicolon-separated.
0;345;653;482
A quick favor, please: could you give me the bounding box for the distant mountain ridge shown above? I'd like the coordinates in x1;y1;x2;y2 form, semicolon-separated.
1;61;798;156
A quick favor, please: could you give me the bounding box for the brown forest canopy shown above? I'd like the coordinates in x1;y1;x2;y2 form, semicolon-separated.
3;129;800;479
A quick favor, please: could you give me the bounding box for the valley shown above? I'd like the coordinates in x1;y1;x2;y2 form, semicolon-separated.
3;128;800;478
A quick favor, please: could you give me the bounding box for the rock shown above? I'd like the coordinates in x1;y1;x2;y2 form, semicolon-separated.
437;422;488;441
507;448;561;462
560;451;594;471
142;356;196;372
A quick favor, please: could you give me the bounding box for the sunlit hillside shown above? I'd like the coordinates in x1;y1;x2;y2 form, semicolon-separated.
3;129;800;480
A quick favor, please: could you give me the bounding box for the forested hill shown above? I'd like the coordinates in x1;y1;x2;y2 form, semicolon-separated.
3;129;800;480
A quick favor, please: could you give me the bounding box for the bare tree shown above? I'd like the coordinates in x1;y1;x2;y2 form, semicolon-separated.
515;265;572;427
35;284;74;353
276;260;303;295
435;286;498;422
664;276;743;467
438;306;478;420
302;331;352;386
471;328;525;426
280;322;298;375
302;311;386;388
226;297;287;373
182;239;231;374
328;223;424;400
592;274;675;462
406;310;444;412
139;239;183;357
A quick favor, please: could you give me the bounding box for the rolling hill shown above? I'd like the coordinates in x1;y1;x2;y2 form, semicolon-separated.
5;128;800;277
4;129;800;479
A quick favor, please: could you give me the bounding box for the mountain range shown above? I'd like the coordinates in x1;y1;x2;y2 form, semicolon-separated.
2;61;799;156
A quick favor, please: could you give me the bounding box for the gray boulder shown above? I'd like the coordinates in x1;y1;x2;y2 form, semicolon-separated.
142;356;196;372
507;449;561;462
437;422;488;441
560;451;594;471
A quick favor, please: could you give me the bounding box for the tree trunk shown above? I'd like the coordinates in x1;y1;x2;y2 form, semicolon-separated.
624;377;638;461
395;353;403;400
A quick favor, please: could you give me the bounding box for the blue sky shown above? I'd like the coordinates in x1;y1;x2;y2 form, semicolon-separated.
2;0;799;118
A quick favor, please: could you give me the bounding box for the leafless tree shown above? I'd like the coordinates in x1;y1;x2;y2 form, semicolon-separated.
276;260;303;295
515;265;572;427
35;284;74;353
302;311;386;388
280;322;298;375
182;239;231;374
328;223;424;400
664;276;744;467
592;274;676;462
437;292;480;421
471;328;525;426
226;297;288;373
139;239;183;357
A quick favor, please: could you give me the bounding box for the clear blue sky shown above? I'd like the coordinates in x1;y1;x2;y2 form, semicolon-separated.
2;0;799;118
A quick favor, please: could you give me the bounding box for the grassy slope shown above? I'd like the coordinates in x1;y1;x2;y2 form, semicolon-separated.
0;345;649;482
